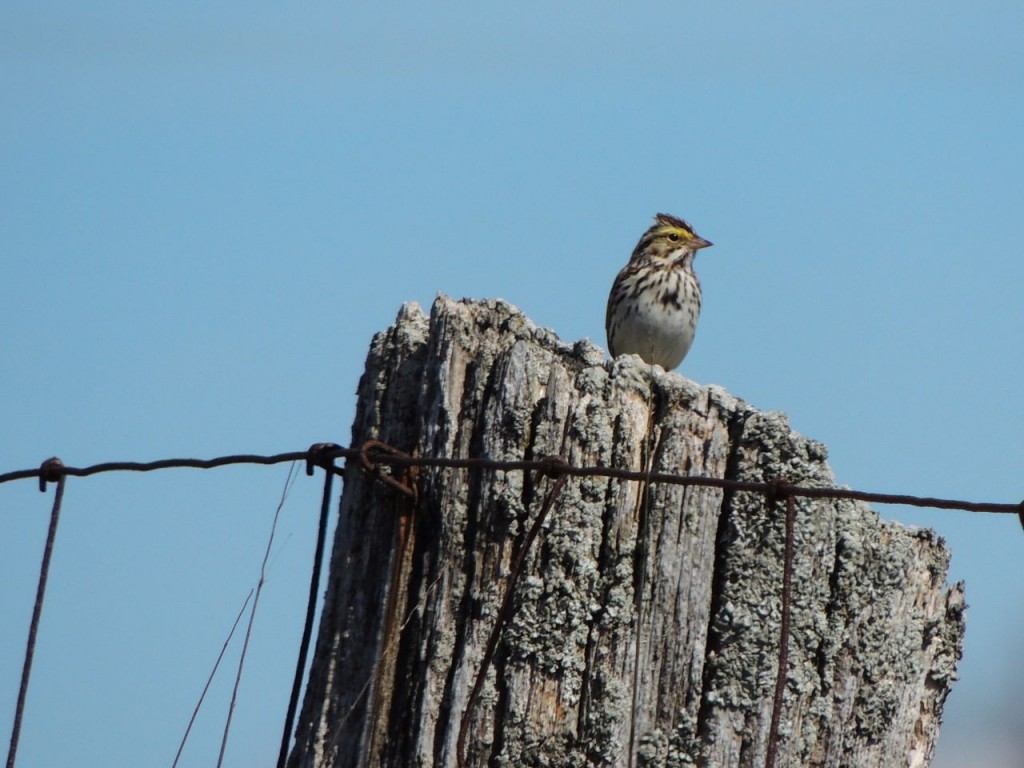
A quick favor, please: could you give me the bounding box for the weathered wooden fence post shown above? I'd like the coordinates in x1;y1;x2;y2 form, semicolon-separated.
287;296;963;768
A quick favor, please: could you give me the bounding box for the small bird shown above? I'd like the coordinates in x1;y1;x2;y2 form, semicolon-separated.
605;213;713;371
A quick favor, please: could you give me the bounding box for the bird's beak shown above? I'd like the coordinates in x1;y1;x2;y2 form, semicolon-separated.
693;236;713;250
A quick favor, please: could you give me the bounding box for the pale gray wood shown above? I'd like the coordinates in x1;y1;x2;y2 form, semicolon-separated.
287;296;964;768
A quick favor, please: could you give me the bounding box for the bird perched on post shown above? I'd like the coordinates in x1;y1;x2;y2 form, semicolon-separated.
605;213;713;371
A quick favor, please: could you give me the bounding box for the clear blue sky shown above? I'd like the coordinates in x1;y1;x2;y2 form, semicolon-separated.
3;3;1023;766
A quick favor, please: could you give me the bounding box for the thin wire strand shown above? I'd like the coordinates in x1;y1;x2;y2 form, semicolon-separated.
215;463;298;768
6;470;65;768
765;493;797;768
172;589;255;768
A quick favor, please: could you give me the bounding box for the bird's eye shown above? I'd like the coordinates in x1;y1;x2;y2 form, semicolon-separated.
668;233;680;242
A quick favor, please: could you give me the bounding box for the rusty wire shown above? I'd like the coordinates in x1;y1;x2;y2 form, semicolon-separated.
4;441;1023;768
2;445;1020;516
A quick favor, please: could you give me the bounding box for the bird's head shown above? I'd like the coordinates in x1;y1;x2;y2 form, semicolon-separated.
632;212;713;262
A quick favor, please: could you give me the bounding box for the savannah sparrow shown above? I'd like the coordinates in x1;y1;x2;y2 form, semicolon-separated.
605;213;713;370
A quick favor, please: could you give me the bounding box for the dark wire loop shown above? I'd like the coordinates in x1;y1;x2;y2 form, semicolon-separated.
764;476;793;508
1018;501;1024;533
305;443;341;477
359;440;416;499
37;457;64;493
536;455;570;478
